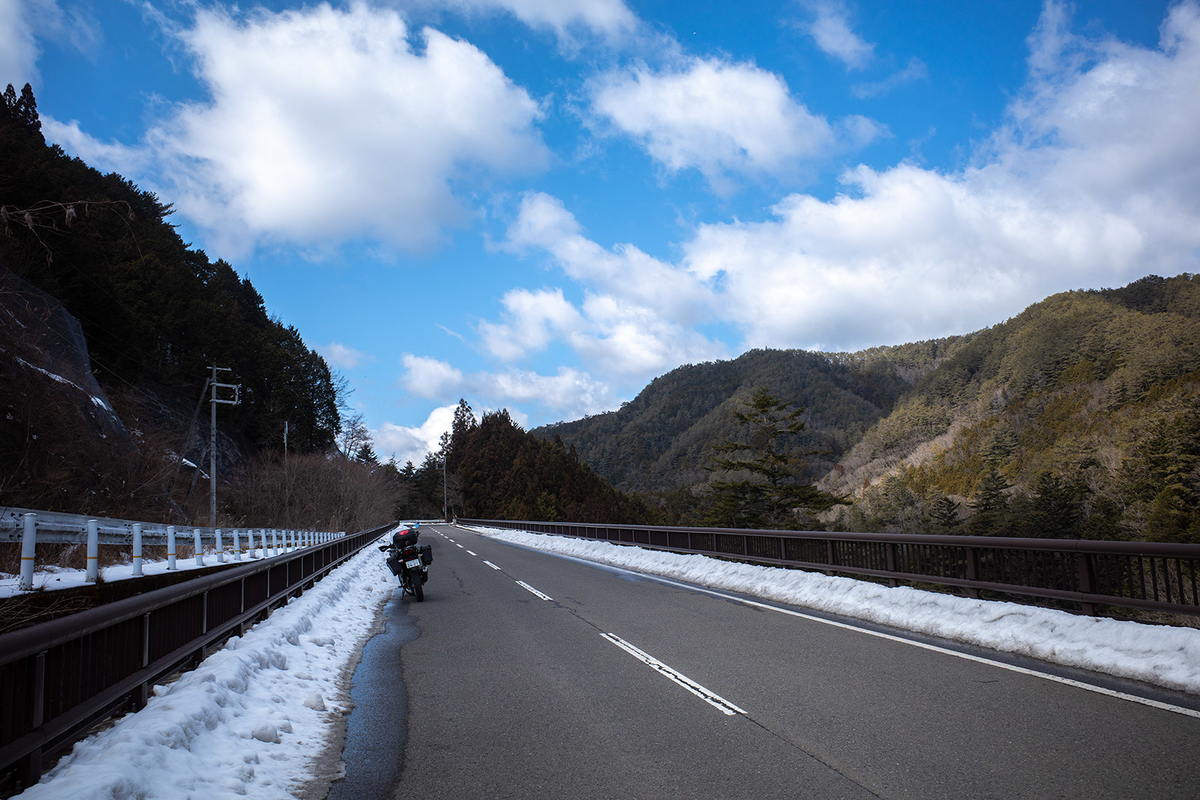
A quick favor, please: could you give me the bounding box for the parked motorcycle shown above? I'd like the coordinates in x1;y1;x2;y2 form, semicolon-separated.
380;524;432;601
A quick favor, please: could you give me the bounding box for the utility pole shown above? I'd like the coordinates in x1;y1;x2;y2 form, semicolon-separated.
209;365;241;529
443;452;448;523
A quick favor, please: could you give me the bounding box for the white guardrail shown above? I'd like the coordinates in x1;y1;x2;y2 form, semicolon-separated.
0;506;344;591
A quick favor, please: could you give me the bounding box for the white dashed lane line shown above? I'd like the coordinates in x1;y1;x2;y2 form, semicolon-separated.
516;581;553;601
467;550;477;556
601;633;746;717
484;561;502;570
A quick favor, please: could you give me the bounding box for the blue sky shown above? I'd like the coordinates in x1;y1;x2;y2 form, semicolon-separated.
5;0;1198;466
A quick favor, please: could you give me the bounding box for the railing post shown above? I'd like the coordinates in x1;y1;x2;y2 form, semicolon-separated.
19;512;36;591
1077;553;1097;616
86;519;99;583
194;529;204;567
247;528;255;558
886;541;899;588
22;650;47;786
132;523;143;577
215;528;224;563
272;529;278;556
965;547;981;600
135;612;151;709
167;525;177;570
232;528;241;561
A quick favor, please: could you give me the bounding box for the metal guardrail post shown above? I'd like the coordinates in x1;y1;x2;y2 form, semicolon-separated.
215;529;224;563
194;529;204;567
19;513;36;591
132;523;143;577
232;528;241;561
85;519;99;583
1077;553;1096;616
167;525;177;570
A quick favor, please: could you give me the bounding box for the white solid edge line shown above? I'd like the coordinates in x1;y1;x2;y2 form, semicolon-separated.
469;526;1200;719
641;573;1200;720
601;633;745;716
484;561;502;570
516;580;553;601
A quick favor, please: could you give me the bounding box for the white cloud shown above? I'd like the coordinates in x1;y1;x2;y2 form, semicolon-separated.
498;2;1200;362
319;342;372;370
801;1;874;70
851;57;928;98
373;404;456;466
410;0;638;47
681;0;1200;350
477;366;616;419
0;0;100;87
498;192;728;378
402;354;465;399
590;58;877;191
45;3;547;255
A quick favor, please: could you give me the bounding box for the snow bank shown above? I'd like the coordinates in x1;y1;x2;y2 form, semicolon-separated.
468;526;1200;695
1;550;277;599
15;541;396;800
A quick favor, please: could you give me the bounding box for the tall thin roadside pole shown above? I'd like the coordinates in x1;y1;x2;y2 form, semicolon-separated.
209;365;240;529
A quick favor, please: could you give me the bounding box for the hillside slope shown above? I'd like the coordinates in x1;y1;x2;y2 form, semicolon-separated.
831;274;1200;541
535;341;965;493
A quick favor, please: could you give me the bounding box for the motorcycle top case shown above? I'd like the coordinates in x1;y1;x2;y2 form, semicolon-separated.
393;528;419;548
419;544;433;565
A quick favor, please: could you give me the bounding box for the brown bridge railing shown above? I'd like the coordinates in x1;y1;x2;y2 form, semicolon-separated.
458;519;1200;619
0;522;394;792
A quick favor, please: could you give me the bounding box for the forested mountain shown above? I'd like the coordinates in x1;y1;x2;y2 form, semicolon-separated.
449;402;654;524
538;275;1200;542
533;340;965;493
831;274;1200;542
0;85;354;525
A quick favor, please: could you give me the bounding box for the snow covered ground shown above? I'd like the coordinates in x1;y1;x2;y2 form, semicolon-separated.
14;523;1199;799
466;525;1200;697
11;533;399;800
1;547;292;599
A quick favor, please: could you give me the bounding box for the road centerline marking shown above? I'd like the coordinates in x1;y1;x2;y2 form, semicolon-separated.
601;633;745;716
484;561;502;570
467;550;477;556
516;581;553;601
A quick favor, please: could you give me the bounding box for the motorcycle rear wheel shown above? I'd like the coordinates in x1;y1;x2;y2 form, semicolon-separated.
412;572;424;601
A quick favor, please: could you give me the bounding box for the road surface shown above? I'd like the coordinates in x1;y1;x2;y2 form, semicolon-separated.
330;524;1200;799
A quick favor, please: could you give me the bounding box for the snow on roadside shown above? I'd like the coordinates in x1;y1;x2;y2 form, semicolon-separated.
14;537;398;800
467;526;1200;696
1;549;280;599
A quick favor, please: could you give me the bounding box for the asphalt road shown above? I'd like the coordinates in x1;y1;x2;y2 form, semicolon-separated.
330;524;1200;800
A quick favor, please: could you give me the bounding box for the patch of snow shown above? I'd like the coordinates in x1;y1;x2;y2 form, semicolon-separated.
466;526;1200;696
12;541;395;800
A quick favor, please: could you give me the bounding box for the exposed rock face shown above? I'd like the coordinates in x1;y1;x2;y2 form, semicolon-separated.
1;266;139;495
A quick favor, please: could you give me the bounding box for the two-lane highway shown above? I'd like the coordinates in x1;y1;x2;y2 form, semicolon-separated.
338;524;1200;799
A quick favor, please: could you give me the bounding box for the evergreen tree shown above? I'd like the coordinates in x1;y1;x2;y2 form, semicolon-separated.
969;464;1010;536
930;495;962;534
704;387;841;529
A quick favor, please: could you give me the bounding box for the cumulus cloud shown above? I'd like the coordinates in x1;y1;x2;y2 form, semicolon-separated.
373;404;457;466
402;354;465;398
590;57;878;190
45;3;547;255
401;355;616;420
498;193;728;378
319;342;372;369
498;1;1200;362
682;0;1200;350
800;1;874;70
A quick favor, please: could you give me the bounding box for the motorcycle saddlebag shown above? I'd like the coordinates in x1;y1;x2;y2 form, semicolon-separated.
419;544;433;565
